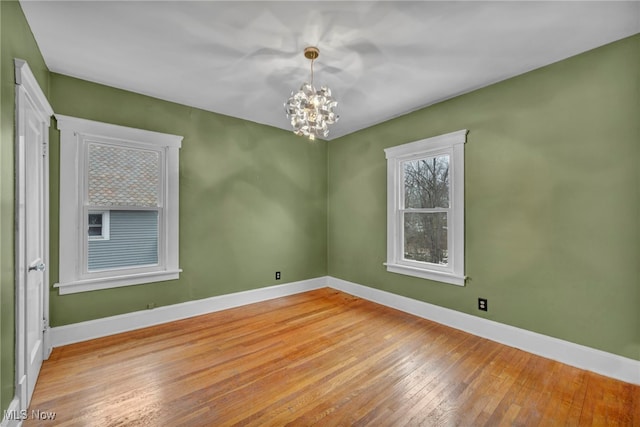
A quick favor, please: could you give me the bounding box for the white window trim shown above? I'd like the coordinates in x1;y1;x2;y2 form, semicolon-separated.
384;129;467;286
55;115;183;294
88;211;110;241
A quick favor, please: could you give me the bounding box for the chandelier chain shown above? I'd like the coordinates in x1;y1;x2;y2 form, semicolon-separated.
310;58;314;86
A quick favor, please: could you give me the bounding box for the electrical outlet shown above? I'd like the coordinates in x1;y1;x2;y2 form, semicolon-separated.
147;302;156;310
478;298;488;312
275;271;281;280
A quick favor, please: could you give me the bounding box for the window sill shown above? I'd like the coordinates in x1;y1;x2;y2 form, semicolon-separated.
384;263;465;286
54;269;182;295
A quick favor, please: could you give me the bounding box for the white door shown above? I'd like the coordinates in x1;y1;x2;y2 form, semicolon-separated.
15;59;53;410
24;104;46;402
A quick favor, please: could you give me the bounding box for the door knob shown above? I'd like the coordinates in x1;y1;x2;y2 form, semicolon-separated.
28;263;46;272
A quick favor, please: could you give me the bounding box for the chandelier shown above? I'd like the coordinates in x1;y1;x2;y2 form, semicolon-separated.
284;47;339;140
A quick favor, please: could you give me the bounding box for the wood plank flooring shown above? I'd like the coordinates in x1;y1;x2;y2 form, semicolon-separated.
26;288;638;426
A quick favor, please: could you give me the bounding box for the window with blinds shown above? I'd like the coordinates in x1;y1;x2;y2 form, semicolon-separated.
86;143;161;271
55;115;182;294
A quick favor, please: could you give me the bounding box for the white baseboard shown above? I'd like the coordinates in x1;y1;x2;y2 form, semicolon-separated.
50;276;327;347
0;397;23;427
327;276;640;385
48;275;639;385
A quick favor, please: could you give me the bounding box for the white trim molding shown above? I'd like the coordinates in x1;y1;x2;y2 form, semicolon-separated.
55;270;182;296
384;130;467;286
14;59;53;124
56;115;182;148
327;277;640;385
48;276;639;385
13;58;54;420
0;397;23;427
50;277;327;347
54;115;183;294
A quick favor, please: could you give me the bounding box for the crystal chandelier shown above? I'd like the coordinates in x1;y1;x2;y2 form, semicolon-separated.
284;47;339;140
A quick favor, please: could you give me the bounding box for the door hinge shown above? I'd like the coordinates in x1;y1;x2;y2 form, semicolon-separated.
42;318;48;332
42;141;48;157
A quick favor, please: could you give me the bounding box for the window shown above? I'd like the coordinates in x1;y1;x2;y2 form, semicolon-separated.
55;115;183;294
88;211;110;240
384;130;467;286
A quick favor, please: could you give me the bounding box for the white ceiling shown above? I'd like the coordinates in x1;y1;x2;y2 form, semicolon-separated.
20;1;640;140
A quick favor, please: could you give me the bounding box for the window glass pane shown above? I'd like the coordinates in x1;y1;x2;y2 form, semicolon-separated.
88;143;160;207
88;210;158;271
88;212;105;239
404;212;448;265
403;155;449;208
88;227;102;237
88;213;102;225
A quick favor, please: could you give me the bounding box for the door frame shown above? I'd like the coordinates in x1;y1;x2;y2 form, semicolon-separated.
14;58;54;413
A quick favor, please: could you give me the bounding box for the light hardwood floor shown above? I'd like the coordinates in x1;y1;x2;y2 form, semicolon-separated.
26;288;638;426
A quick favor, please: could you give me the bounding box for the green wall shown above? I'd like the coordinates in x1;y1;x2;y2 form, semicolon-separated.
3;2;327;413
328;34;640;361
0;0;50;413
1;1;638;417
48;74;328;326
